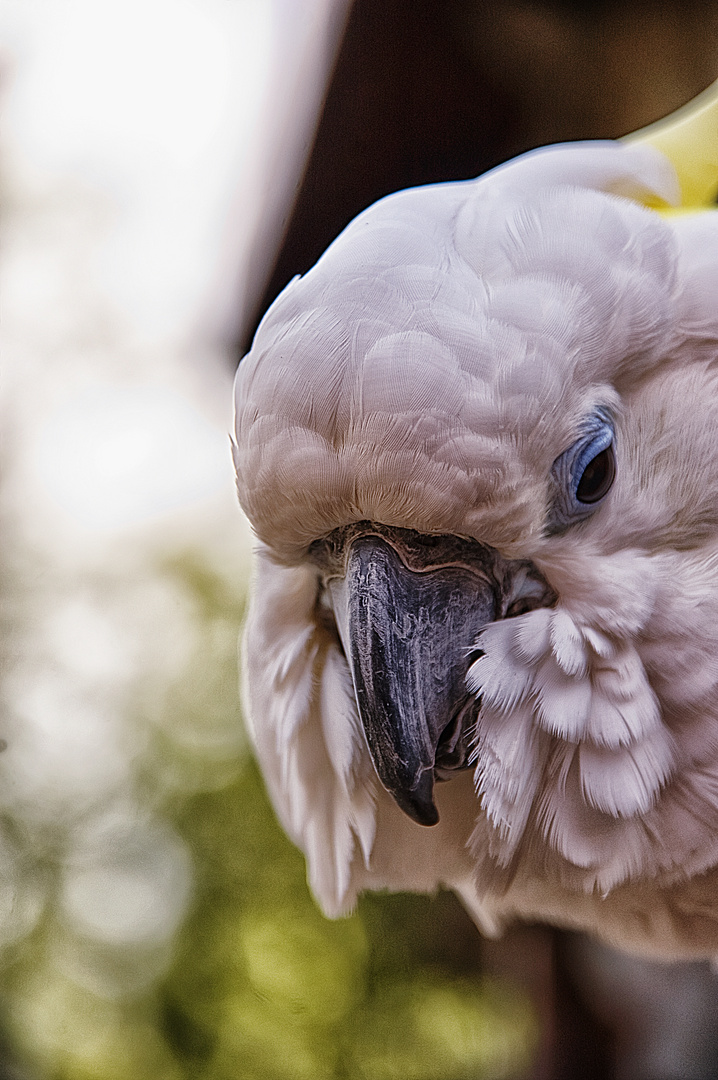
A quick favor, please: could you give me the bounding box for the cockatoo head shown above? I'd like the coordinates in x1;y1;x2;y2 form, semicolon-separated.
234;138;718;957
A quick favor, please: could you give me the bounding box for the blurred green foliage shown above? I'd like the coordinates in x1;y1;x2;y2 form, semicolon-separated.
0;550;536;1079
165;761;536;1080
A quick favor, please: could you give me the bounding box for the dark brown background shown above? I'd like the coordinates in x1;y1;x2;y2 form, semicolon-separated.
240;0;718;355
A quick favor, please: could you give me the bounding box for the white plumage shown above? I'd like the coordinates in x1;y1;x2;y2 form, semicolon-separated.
234;93;718;960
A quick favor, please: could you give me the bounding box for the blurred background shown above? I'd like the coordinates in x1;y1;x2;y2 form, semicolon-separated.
1;2;718;1078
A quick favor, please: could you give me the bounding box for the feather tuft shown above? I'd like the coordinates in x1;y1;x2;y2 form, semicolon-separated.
534;655;592;740
474;700;547;863
550;609;589;677
512;606;553;664
578;731;675;817
467;626;532;710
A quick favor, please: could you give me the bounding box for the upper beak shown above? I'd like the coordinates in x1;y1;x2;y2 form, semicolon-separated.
325;527;553;826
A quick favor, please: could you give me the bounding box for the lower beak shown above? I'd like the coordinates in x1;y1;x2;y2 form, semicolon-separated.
326;528;552;826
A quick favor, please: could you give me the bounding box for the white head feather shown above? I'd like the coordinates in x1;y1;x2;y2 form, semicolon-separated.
235;140;718;958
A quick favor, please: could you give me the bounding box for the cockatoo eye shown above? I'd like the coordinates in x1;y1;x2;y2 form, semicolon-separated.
575;440;616;504
548;411;616;532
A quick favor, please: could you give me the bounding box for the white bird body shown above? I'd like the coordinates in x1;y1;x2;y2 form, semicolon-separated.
234;92;718;961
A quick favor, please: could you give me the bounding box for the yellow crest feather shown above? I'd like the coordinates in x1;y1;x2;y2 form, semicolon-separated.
623;77;718;212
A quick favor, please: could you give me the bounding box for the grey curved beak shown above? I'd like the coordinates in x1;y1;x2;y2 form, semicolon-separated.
327;532;505;825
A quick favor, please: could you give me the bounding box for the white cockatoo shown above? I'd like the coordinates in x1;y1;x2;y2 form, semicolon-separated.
233;80;718;962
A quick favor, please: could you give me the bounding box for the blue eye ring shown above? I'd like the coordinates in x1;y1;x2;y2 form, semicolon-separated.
547;410;616;533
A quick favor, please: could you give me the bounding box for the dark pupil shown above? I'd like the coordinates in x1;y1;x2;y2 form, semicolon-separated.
576;445;615;504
